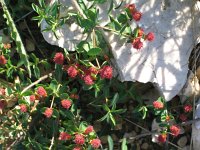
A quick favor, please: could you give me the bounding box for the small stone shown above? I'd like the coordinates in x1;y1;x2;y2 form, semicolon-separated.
141;143;149;150
100;136;107;144
177;136;187;147
26;39;35;52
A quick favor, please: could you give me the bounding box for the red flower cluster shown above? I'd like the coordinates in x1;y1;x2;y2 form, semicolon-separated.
84;125;94;134
44;108;53;118
184;104;192;113
74;134;85;145
126;4;142;21
67;66;78;78
3;43;11;49
100;65;113;79
90;138;101;149
58;132;71;140
61;99;72;109
126;4;155;50
20;104;27;113
37;86;47;98
53;52;64;65
146;32;155;41
132;11;142;21
132;38;143;50
0;55;7;65
30;95;36;102
70;94;79;99
73;147;81;150
170;125;180;137
153;101;164;109
66;64;113;85
179;114;187;122
83;75;94;85
158;134;167;143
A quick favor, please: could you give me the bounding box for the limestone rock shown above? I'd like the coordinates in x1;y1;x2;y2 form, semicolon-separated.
179;71;200;103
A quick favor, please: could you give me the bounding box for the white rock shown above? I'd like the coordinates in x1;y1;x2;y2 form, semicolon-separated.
179;71;200;103
192;123;200;150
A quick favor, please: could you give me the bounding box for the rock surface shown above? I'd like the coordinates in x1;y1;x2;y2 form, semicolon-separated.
41;0;200;101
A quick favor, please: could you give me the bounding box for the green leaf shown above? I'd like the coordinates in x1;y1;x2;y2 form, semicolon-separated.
121;138;128;150
22;90;33;96
49;79;59;94
108;0;114;14
1;0;31;77
108;135;114;150
109;113;116;126
52;108;59;118
109;16;122;31
111;109;126;114
87;47;101;56
33;65;40;79
98;113;109;122
117;14;128;24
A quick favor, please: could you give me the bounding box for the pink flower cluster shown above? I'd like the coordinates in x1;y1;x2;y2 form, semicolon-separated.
126;4;155;50
153;101;164;109
57;125;101;149
65;64;113;85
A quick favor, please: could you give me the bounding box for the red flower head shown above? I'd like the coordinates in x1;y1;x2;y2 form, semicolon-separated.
3;43;11;49
132;38;143;50
132;11;142;21
70;94;79;99
138;28;144;38
30;95;36;102
126;4;136;13
73;147;82;150
91;139;101;149
0;88;5;95
67;66;78;78
146;32;155;41
170;125;180;137
158;134;167;143
153;101;164;109
20;104;27;113
165;115;170;122
184;104;192;113
74;134;85;145
58;132;71;140
83;75;94;85
44;108;53;118
179;114;187;122
88;67;98;75
84;125;94;134
37;87;47;98
0;100;6;110
100;66;113;79
61;99;72;109
0;55;7;65
53;52;64;65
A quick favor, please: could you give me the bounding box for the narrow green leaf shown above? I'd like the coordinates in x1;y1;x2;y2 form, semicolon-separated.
108;135;114;150
121;138;128;150
87;47;101;56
